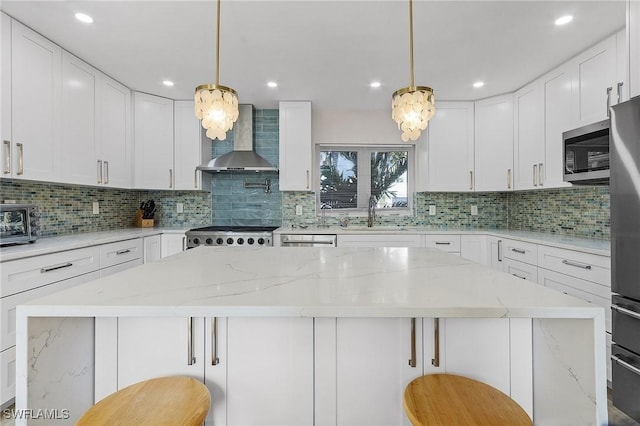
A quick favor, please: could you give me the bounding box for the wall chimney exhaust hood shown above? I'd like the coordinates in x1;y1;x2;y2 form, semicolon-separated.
197;104;278;172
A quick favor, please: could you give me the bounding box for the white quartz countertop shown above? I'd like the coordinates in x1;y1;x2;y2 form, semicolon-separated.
0;227;192;262
21;246;602;319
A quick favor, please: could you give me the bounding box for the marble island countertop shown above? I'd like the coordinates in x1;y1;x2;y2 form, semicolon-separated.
21;246;602;319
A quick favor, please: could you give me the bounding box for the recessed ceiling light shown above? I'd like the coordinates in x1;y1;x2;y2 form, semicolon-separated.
555;15;573;26
162;80;174;87
370;81;382;89
473;81;485;88
74;13;94;24
267;81;278;88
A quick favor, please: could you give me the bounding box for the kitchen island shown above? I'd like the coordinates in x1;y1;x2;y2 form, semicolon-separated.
14;246;607;425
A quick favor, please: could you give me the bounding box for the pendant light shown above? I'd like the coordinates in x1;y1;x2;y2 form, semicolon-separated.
194;0;239;141
391;0;435;142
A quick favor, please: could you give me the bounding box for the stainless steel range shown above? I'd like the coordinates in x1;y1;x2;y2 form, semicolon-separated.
186;226;277;248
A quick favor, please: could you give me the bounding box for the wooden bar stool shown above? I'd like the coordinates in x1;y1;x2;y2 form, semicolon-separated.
77;376;210;426
403;374;532;426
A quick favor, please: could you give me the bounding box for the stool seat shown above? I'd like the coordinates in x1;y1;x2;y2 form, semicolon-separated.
77;376;210;426
403;374;532;426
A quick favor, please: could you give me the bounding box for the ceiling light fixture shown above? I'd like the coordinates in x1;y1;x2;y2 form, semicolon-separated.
370;81;382;89
194;0;238;141
162;80;174;87
473;81;485;88
74;13;93;24
391;0;435;142
267;81;278;88
555;15;573;26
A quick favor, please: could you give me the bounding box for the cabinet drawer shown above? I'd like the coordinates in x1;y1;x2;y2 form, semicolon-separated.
1;246;100;297
100;258;143;278
337;234;422;247
100;239;143;269
1;346;16;406
503;258;538;282
502;239;537;265
538;245;610;286
540;268;611;333
424;235;461;252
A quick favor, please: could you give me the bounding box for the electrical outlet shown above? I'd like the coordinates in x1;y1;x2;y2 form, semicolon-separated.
92;202;99;215
428;205;436;216
295;205;303;216
176;202;184;213
471;205;478;216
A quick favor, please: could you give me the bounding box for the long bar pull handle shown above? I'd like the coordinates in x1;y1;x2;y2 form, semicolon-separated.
194;169;198;189
115;249;131;255
187;317;196;365
612;304;640;321
497;239;503;262
533;164;538;187
104;161;109;184
211;317;220;366
435;241;451;245
512;273;527;280
306;170;310;189
612;355;640;376
97;160;103;184
169;169;173;189
507;169;511;189
607;86;613;117
408;318;416;368
182;236;186;252
469;171;473;190
17;143;24;175
3;141;10;174
561;259;592;270
511;248;526;254
41;262;73;273
617;82;624;103
538;163;543;186
431;318;440;367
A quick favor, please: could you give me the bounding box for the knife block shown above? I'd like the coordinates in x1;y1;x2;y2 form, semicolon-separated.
134;209;154;228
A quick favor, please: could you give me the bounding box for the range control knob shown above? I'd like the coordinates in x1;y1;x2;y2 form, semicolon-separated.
216;237;224;245
247;238;255;245
192;237;201;246
205;238;213;245
257;238;265;245
237;238;244;245
227;238;234;245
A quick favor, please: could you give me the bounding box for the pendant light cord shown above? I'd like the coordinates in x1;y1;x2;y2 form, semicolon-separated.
409;0;415;90
215;0;221;86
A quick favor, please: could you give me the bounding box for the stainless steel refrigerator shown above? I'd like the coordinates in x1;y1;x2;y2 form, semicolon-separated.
611;95;640;422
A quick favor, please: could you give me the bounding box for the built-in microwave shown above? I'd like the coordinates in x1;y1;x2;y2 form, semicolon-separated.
563;119;610;185
0;203;40;246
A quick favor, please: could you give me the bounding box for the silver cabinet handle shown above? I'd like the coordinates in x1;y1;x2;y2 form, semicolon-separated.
306;170;310;189
17;143;24;175
617;82;624;103
511;248;526;254
512;273;527;280
41;262;73;273
115;249;131;255
469;171;473;190
194;169;198;189
431;318;440;367
169;169;173;189
97;160;103;184
211;317;220;366
3;141;10;174
612;304;640;321
187;317;196;365
607;86;613;117
561;259;592;270
104;161;109;184
533;164;538;186
507;169;511;189
435;241;451;245
612;354;640;376
497;239;503;262
182;236;186;252
408;318;416;368
538;163;543;186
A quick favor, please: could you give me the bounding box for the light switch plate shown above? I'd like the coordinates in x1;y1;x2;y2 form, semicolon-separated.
92;202;99;215
177;202;184;213
428;205;436;216
471;205;478;216
295;205;303;216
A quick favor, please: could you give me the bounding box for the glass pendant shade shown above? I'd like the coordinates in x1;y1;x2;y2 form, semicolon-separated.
391;86;435;142
194;84;239;141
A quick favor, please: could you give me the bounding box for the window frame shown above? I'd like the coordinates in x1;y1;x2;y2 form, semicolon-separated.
315;144;415;216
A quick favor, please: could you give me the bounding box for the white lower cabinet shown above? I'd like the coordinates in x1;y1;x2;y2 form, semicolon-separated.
460;234;487;265
503;258;538;282
161;233;186;258
143;234;162;263
337;234;422;247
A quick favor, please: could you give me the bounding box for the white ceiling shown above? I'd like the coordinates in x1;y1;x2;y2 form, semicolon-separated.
1;1;626;111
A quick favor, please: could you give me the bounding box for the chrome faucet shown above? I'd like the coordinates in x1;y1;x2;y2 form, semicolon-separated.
367;195;376;227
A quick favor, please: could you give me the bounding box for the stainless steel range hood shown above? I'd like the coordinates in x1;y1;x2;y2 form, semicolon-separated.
197;104;278;172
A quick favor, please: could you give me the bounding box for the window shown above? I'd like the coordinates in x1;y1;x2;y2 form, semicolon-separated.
318;146;413;214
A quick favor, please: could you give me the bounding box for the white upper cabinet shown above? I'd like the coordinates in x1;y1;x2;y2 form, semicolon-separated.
425;102;475;192
474;94;514;192
279;101;312;191
629;0;640;98
6;19;61;181
133;92;174;190
514;81;544;190
174;100;209;191
540;64;573;188
1;13;11;177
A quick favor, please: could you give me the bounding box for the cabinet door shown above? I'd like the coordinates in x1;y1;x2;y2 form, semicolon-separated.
161;233;186;258
99;76;132;188
572;34;617;126
487;236;505;271
174;100;205;190
61;51;98;185
334;317;422;426
426;102;474;191
514;81;544;190
541;65;573;188
460;234;487;265
631;0;640;99
143;235;162;263
474;94;514;191
134;92;174;189
279;101;312;191
117;317;205;389
10;19;61;181
1;13;11;175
